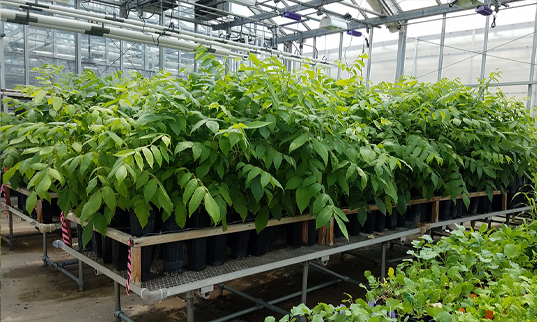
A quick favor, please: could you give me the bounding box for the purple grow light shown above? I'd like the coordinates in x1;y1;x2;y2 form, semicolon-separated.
475;5;493;16
283;11;302;21
346;29;362;37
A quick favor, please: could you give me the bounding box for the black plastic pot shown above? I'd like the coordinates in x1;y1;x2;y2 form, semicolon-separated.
228;230;250;259
206;234;228;266
346;214;361;236
478;196;493;214
186;211;209;271
160;216;184;274
492;194;503;212
374;212;386;232
77;224;93;252
130;210;156;281
248;226;277;256
305;220;316;246
439;200;452;221
410;204;427;223
102;235;113;264
385;209;399;230
457;199;466;218
362;211;376;234
286;222;303;248
41;199;61;224
397;210;407;227
111;209;130;271
92;231;103;258
467;186;480;216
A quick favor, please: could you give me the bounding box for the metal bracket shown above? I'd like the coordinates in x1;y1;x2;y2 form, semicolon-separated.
196;285;214;299
400;236;406;245
319;255;329;266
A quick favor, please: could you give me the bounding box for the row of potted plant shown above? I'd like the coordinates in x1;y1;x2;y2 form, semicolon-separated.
1;47;536;277
266;212;537;321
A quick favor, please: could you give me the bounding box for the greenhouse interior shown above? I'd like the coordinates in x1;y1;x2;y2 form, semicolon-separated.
1;0;537;321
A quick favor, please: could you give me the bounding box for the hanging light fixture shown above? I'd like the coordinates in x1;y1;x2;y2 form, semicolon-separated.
346;30;362;37
283;11;302;21
475;5;493;16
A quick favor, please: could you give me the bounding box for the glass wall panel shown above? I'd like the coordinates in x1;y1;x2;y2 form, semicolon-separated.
3;23;25;89
369;27;399;84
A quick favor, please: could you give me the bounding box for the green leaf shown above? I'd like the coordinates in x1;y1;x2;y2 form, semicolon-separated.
192;143;203;161
255;207;270;233
134;152;144;170
206;120;219;133
219;136;231;156
296;186;310;214
504;244;519;258
196;161;211;179
273;153;283;170
86;178;98;195
36;174;52;200
246;121;271;129
386;298;399;309
175;203;187;228
82;221;94;247
247;167;262;183
115;165;127;185
312;194;329;215
183;179;198;204
189;187;205;216
158;187;174;215
285;176;303;190
47;168;64;185
101;186;116;210
175;141;194;154
26;191;37;214
316;205;332;229
251;176;264;202
204;193;220;224
141;147;153;168
375;197;386;215
289;133;309;153
260;172;271;188
233;192;248;220
151;145;163;167
136;172;149;190
80;191;102;223
144;179;158;202
93;212;107;236
218;186;232;206
312;139;328;166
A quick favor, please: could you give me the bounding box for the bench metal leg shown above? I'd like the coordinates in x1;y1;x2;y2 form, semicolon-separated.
301;261;309;305
187;291;195;322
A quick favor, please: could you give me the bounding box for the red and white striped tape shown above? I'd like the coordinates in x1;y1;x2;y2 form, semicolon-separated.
0;185;9;226
60;212;71;247
126;238;132;295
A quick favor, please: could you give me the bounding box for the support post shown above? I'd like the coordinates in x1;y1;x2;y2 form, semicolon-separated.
526;4;537;109
43;232;48;265
159;11;165;71
437;14;447;81
0;9;5;93
365;28;374;88
8;208;14;251
337;31;344;80
193;24;199;72
78;259;85;291
479;16;490;81
130;246;142;285
380;242;387;280
186;291;195;322
115;281;122;322
24;25;29;85
395;25;407;80
431;200;440;223
75;0;82;74
301;261;309;305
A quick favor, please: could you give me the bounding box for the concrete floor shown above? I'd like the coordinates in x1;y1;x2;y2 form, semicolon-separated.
1;203;412;322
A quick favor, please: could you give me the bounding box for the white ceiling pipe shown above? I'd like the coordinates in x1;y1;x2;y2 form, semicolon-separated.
0;9;241;59
0;0;334;67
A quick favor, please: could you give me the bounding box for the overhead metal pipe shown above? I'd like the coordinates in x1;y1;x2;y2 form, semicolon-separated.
0;0;336;66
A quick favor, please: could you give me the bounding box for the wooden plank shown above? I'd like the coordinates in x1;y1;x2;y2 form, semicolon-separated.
502;192;508;211
65;213;132;245
130;246;142;285
4;185;12;207
327;217;334;246
36;200;43;223
318;226;327;245
431;200;440;223
302;221;308;245
4;183;58;198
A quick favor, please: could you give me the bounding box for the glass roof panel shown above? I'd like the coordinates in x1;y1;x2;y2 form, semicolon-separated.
395;0;440;12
